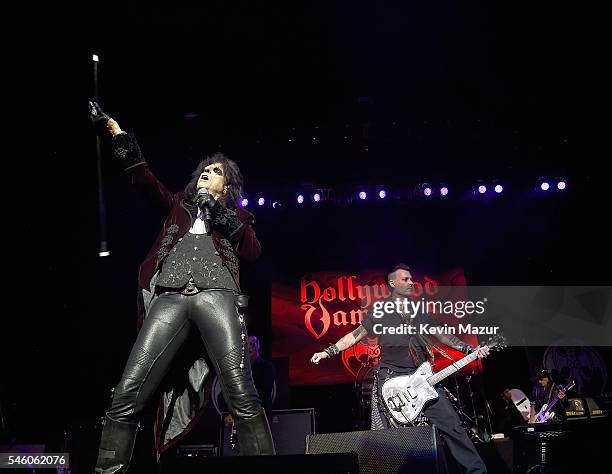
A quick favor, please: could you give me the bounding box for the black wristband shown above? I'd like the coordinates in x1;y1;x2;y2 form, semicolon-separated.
324;344;340;358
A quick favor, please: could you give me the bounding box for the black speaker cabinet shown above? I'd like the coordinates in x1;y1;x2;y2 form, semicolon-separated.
166;452;358;473
221;408;315;456
306;425;441;474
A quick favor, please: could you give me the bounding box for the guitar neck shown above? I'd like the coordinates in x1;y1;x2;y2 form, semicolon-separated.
427;350;480;386
538;380;575;417
540;383;571;416
546;394;560;412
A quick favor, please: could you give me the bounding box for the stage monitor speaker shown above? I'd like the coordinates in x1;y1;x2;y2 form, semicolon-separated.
221;408;315;456
565;398;588;420
165;452;358;473
585;397;607;418
306;425;441;474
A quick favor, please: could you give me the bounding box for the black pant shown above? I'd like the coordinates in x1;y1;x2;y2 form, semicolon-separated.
375;367;487;474
108;289;261;423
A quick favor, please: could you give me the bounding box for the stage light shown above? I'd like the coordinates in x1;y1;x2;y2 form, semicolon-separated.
541;182;550;191
557;180;566;190
257;197;265;206
358;191;367;200
423;187;432;197
378;190;387;199
313;193;321;202
478;185;487;194
240;198;249;207
272;201;282;209
440;187;449;196
494;184;503;194
297;194;304;204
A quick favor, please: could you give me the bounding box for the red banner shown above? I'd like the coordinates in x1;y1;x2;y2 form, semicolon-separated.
272;268;479;385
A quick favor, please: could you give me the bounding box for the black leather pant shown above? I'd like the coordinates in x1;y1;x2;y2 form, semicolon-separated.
108;289;262;423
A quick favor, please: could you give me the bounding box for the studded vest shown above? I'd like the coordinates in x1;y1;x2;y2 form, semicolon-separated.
156;230;237;290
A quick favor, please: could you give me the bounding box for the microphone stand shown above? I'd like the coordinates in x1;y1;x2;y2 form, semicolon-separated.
466;373;482;439
454;375;463;409
92;53;110;257
478;359;494;439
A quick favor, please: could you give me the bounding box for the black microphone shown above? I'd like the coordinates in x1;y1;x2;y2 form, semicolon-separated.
196;188;213;231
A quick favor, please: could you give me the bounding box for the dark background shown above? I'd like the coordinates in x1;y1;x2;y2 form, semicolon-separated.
5;0;609;469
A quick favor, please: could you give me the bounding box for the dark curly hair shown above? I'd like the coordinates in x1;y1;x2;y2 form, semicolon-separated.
184;152;244;209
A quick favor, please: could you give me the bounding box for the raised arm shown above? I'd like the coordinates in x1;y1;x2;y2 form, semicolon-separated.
89;101;175;211
310;325;369;364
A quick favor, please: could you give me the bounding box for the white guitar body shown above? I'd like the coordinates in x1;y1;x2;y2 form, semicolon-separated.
380;337;505;425
380;362;439;424
508;388;531;422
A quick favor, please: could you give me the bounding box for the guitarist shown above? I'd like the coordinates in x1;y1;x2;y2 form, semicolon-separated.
529;369;569;423
311;264;490;474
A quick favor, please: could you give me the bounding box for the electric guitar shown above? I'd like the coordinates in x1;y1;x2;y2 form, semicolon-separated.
533;380;575;423
381;336;506;425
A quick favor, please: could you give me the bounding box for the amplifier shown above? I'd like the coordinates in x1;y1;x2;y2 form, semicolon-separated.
306;425;441;474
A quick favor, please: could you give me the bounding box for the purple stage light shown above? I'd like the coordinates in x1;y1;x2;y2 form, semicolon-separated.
440;187;449;196
423;187;432;197
240;198;249;207
541;182;550;191
478;185;487;194
494;184;503;193
358;191;367;200
557;181;566;190
379;190;386;199
297;194;304;204
257;197;265;206
313;193;321;202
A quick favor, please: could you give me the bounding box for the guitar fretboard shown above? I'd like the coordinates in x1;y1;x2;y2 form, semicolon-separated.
427;351;480;386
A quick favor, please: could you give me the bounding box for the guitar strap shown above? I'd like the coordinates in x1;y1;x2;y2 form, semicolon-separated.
397;311;456;366
412;333;457;366
547;383;557;405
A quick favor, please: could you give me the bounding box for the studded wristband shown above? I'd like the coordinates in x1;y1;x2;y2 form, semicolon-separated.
324;344;340;358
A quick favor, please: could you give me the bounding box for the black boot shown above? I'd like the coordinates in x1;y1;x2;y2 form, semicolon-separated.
235;409;276;455
94;414;139;473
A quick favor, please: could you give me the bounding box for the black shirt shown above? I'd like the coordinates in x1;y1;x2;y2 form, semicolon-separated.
361;306;428;373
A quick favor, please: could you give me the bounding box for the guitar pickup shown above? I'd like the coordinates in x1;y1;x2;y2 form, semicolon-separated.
400;392;412;405
387;395;405;411
406;388;417;399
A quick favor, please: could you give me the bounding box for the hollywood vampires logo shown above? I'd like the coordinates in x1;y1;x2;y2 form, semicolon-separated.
299;274;439;339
